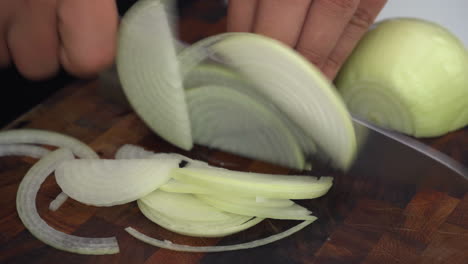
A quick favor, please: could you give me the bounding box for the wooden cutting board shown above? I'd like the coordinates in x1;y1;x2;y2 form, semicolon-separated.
1;1;467;263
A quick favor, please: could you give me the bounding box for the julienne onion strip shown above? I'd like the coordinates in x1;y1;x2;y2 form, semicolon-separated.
125;220;314;252
0;144;50;158
0;129;99;211
186;85;305;169
16;148;119;254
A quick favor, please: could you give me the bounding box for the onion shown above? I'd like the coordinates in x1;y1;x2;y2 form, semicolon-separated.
0;144;50;158
117;0;192;150
16;148;119;254
186;85;305;169
179;33;356;169
336;18;468;137
55;158;180;206
196;194;315;220
184;64;318;157
0;129;98;158
140;190;246;222
172;167;333;199
125;219;314;252
0;129;99;211
137;201;263;237
115;144;211;168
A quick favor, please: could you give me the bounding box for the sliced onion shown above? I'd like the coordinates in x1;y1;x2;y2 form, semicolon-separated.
172;167;333;199
196;194;315;220
0;129;98;211
0;144;50;158
183;33;356;169
115;144;210;168
125;219;313;252
184;64;318;157
186;85;305;169
137;200;263;237
140;190;244;222
160;179;294;207
200;195;294;208
0;129;98;158
117;0;192;150
48;192;69;211
55;158;180;206
16;148;119;254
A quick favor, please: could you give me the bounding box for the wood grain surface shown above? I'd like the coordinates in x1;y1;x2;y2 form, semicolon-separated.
1;1;467;263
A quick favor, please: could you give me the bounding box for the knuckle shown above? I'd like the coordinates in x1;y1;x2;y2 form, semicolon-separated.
66;51;114;77
350;7;375;30
318;0;360;11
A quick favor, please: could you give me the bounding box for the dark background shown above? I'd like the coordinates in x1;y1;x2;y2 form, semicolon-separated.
0;0;200;127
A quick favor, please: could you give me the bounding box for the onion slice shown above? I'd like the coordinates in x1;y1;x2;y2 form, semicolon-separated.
184;64;318;158
196;194;315;220
183;33;356;169
172;167;333;199
186;85;305;169
0;144;50;158
137;201;263;237
55;158;180;206
16;148;119;254
125;219;313;252
117;0;192;150
0;129;98;158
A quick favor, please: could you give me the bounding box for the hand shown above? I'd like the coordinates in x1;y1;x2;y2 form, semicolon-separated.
227;0;387;80
0;0;118;80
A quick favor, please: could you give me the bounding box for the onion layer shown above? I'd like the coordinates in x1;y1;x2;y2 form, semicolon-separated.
125;219;313;252
16;148;119;254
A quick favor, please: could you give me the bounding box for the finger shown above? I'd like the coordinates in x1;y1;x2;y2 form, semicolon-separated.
227;0;259;32
0;1;15;68
296;0;360;68
253;0;312;46
322;0;387;79
58;0;118;77
7;0;60;79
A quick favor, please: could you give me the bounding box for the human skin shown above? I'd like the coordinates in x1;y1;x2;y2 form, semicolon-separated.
0;0;387;81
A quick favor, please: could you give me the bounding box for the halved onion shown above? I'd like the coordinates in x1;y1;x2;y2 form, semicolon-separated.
55;158;180;206
125;219;314;252
186;85;305;169
16;148;119;254
117;0;192;150
336;18;468;137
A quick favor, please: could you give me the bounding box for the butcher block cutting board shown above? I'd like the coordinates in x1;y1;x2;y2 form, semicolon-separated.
1;1;467;263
